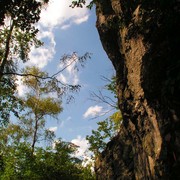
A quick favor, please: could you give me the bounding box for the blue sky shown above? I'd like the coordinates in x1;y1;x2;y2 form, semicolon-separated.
17;0;116;157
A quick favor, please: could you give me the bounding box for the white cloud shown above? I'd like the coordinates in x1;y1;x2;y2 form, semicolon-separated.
74;15;89;24
59;116;71;128
71;135;89;158
39;0;90;29
25;0;90;69
52;139;59;149
71;136;94;168
16;76;29;97
61;24;71;30
17;0;89;92
57;74;67;84
27;30;56;69
57;54;80;85
83;105;103;119
49;126;58;132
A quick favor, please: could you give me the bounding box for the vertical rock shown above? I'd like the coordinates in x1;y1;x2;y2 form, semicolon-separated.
95;0;180;179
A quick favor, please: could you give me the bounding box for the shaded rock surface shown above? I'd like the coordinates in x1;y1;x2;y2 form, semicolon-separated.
94;0;180;179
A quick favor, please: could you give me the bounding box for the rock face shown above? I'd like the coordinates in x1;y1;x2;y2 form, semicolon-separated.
95;0;180;179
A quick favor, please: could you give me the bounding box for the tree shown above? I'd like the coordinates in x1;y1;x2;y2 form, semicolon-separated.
86;111;122;156
0;0;48;125
0;1;95;178
0;76;23;126
70;0;95;9
89;76;118;117
86;77;122;157
0;0;91;126
0;138;95;179
0;67;95;178
33;140;95;179
0;0;46;78
18;66;62;154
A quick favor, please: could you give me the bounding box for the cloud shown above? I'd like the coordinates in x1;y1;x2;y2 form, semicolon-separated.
49;126;58;132
74;15;89;24
83;105;103;119
61;24;71;30
17;0;89;92
26;0;90;69
57;53;80;85
71;135;89;158
26;30;56;69
59;116;72;128
52;139;59;149
39;0;90;29
18;31;56;93
57;74;67;84
16;76;29;97
26;0;89;69
71;135;94;168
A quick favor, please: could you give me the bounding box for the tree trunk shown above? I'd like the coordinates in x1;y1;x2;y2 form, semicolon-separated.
0;21;14;79
95;0;180;179
31;115;38;155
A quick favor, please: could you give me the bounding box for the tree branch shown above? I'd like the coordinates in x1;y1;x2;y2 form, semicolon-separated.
89;91;117;109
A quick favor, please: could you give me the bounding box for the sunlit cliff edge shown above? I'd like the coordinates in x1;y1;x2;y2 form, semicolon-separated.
94;0;180;179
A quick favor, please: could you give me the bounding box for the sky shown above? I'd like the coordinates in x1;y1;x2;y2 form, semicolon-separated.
17;0;116;158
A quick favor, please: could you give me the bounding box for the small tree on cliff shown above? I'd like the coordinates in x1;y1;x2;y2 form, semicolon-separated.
87;77;122;156
87;111;122;156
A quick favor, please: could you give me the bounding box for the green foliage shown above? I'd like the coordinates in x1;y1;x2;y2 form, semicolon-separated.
22;66;63;116
0;0;45;71
18;67;63;153
0;140;95;180
70;0;95;9
0;116;95;179
27;96;61;116
0;76;23;126
105;76;118;100
0;1;95;178
87;75;122;157
70;0;86;8
0;0;47;126
86;111;122;156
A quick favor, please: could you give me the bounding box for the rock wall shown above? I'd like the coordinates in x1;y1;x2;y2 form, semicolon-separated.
95;0;180;179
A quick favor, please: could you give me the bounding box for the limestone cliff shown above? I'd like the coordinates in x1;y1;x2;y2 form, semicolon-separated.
94;0;180;179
